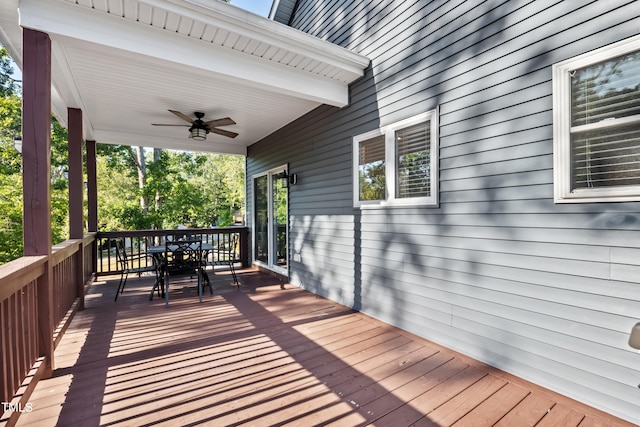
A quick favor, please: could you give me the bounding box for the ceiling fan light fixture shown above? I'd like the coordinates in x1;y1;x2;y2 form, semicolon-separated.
153;110;236;140
189;125;208;141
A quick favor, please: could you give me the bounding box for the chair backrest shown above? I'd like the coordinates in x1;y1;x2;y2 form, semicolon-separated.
227;233;238;260
114;238;128;270
215;233;238;263
165;238;202;274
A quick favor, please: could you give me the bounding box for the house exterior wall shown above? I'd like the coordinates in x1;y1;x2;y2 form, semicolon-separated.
246;0;640;422
270;0;297;24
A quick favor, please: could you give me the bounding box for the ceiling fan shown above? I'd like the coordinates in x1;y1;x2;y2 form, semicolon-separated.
152;110;238;140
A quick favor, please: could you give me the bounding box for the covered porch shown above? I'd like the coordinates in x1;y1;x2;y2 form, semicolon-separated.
2;1;639;425
8;270;634;426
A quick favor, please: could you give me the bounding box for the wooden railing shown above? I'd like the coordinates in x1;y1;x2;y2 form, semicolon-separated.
0;234;96;426
95;227;249;276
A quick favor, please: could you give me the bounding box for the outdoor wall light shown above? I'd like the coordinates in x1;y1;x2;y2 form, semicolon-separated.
630;322;640;350
189;125;207;141
281;171;297;188
13;137;22;154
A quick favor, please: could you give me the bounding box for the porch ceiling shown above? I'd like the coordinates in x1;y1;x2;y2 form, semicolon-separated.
0;0;369;155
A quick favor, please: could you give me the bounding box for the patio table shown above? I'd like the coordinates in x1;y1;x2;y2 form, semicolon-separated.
148;242;214;303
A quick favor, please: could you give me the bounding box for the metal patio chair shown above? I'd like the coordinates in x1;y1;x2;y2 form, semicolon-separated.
162;238;204;307
114;238;159;301
213;233;239;286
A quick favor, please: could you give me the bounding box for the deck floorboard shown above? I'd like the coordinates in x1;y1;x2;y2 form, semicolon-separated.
11;269;635;427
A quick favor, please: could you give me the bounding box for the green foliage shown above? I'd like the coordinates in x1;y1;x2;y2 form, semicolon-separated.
0;48;23;263
0;47;19;97
274;173;287;226
0;173;23;262
0;95;22;174
97;148;245;231
0;48;21;175
97;143;138;174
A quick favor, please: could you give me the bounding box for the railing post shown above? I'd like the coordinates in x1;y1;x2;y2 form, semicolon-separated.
240;228;249;268
75;241;85;311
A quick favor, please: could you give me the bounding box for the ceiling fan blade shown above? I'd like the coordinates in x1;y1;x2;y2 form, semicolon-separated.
205;117;236;127
168;109;195;123
211;128;239;139
151;124;190;126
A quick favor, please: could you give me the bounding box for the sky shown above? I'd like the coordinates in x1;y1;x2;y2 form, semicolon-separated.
230;0;273;17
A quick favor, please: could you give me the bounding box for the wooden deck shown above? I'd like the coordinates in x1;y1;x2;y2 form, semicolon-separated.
11;269;634;427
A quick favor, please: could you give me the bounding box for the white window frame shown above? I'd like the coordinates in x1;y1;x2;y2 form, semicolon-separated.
553;34;640;203
352;127;386;207
353;109;439;208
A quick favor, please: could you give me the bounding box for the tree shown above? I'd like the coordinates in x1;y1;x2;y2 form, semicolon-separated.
96;147;245;231
0;47;19;97
0;94;21;175
198;154;245;226
0;47;25;263
0;46;21;176
96;144;150;231
0;172;23;262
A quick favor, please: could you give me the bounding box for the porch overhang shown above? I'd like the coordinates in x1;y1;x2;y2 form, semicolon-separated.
0;0;369;154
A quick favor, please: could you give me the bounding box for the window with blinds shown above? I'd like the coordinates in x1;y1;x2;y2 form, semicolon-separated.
553;34;640;203
396;121;431;198
570;51;640;190
352;109;439;207
358;135;385;201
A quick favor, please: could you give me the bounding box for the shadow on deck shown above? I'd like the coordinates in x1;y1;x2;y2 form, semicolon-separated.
13;269;633;426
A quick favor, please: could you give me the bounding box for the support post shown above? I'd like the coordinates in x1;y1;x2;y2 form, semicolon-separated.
86;140;98;233
68;108;85;310
86;140;98;288
68;108;83;239
22;28;54;377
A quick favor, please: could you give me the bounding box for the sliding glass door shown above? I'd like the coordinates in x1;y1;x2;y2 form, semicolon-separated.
253;166;288;275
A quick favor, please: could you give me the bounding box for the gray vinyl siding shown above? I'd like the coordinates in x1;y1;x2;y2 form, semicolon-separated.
249;0;640;423
269;0;297;25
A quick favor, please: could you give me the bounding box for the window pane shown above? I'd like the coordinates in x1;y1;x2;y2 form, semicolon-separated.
396;121;430;198
358;135;385;201
254;175;268;263
571;51;640;127
571;123;640;189
273;173;287;268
